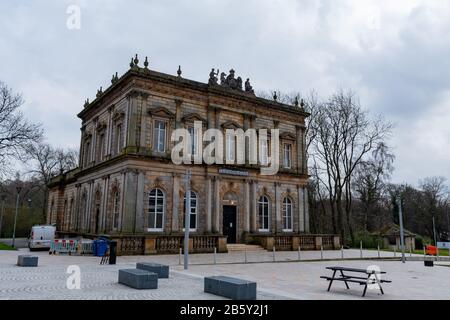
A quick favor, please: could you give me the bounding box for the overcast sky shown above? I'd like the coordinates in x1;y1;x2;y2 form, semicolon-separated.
0;0;449;185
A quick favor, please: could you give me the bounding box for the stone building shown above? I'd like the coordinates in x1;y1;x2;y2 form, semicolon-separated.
47;55;339;254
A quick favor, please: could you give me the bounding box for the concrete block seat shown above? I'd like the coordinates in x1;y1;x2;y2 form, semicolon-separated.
204;276;257;300
136;262;169;278
118;269;158;289
17;255;38;267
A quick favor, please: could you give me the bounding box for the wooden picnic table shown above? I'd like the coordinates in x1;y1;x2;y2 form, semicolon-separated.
320;266;391;297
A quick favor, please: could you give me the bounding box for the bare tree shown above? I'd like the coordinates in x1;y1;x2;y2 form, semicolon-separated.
419;176;449;242
310;90;393;243
25;142;79;219
0;81;43;177
353;142;395;232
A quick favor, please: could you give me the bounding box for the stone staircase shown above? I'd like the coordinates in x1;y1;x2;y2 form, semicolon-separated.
226;244;265;252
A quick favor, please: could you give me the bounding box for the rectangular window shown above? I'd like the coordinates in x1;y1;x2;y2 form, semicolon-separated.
188;127;198;157
260;139;269;165
258;196;270;231
153;120;166;152
183;191;197;230
283;143;292;168
116;125;122;155
113;192;120;230
84;141;91;166
148;189;165;231
98;134;105;161
225;132;235;162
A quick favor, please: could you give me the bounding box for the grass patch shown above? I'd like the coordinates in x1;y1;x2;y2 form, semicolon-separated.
0;242;16;250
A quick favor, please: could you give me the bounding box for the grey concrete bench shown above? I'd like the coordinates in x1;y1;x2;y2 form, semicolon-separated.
204;276;257;300
136;262;169;278
118;269;158;289
17;255;38;267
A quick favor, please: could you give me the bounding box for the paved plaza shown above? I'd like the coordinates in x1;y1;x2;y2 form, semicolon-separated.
0;248;449;300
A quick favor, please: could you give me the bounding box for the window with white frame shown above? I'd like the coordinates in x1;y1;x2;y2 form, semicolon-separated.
258;196;270;231
283;143;292;168
282;197;293;231
225;132;235;162
148;188;165;231
259;138;269;165
183;191;197;230
153;120;166;152
187;126;198;157
112;191;120;230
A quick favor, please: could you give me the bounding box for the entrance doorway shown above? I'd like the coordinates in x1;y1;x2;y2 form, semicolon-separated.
223;205;237;244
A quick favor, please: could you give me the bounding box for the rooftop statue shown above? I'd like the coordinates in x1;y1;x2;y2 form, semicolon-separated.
244;78;254;94
209;68;254;94
220;72;226;85
208;68;219;85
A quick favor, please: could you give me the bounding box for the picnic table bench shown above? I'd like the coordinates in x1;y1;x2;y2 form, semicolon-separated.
320;266;392;297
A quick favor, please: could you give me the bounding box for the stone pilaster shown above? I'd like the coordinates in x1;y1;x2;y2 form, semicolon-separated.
251;180;257;232
206;176;212;232
213;176;221;233
135;171;145;232
304;187;310;233
125;91;139;148
275;182;281;233
171;173;180;232
296;125;305;174
244;179;250;232
139;94;149;148
120;169;138;233
101;175;109;233
297;185;305;232
106;105;114;157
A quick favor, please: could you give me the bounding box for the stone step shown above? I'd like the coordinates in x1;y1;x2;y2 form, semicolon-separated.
226;244;265;252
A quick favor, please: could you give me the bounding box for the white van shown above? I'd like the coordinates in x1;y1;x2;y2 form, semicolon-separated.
28;225;56;251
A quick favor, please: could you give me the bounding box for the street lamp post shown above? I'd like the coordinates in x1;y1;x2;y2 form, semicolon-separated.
432;216;437;245
12;185;22;248
398;196;406;263
0;195;5;238
183;170;191;270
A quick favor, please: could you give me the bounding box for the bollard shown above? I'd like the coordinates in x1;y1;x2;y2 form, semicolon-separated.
214;247;217;265
273;247;276;262
409;247;412;257
320;245;323;260
377;245;380;258
341;246;344;260
360;241;363;259
109;240;117;265
244;249;247;264
298;246;301;261
179;248;182;265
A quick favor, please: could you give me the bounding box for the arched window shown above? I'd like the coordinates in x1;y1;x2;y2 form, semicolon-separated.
112;191;120;230
258;196;270;231
148;188;165;231
282;198;293;231
183;191;197;230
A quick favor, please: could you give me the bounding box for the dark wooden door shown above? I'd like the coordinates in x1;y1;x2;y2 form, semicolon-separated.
223;205;237;244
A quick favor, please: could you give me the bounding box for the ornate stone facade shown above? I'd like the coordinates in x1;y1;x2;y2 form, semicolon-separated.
46;56;312;253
